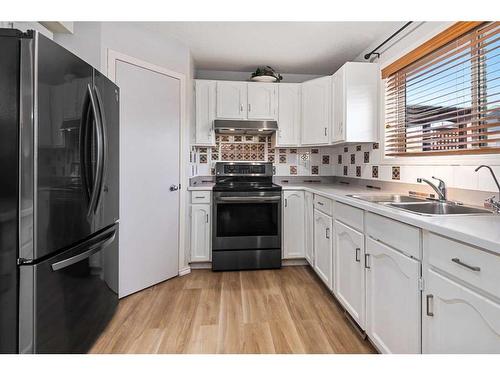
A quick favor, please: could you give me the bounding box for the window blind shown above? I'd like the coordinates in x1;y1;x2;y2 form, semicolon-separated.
385;22;500;157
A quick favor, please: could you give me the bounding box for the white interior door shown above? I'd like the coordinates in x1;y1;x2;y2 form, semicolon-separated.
116;59;180;298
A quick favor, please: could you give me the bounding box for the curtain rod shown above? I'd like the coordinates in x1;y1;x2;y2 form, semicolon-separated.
364;21;414;60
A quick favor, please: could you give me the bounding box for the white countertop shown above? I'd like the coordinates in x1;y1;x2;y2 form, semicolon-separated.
281;183;500;255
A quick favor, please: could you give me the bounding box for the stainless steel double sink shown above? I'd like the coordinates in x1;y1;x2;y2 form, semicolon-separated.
347;194;493;216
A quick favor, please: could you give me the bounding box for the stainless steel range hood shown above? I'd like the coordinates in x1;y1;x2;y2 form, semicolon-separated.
214;120;278;135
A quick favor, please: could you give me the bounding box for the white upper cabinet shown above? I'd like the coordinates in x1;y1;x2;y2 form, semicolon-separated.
314;208;333;290
332;62;379;144
334;220;365;329
277;83;301;146
301;76;331;145
283;190;305;259
194;80;216;145
247;83;278;120
365;237;421;354
304;191;314;265
216;81;247;119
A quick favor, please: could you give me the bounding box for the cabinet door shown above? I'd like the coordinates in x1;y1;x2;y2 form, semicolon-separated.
332;68;345;143
366;238;421;353
334;220;365;328
190;204;211;262
216;81;247;119
277;83;301;146
304;191;314;265
195;80;216;145
314;209;333;289
283;190;305;259
301;76;331;145
247;83;277;120
423;269;500;354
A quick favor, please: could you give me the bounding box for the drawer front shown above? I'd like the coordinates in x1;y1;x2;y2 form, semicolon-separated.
191;191;211;204
314;194;333;216
335;201;363;231
425;232;500;299
365;212;421;259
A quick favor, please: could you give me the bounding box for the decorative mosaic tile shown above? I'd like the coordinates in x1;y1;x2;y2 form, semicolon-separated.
343;165;348;176
258;136;267;143
244;153;251;161
373;142;379;150
250;153;257;160
356;166;361;177
233;135;242;142
267;136;272;142
199;147;208;153
372;166;379;179
356;145;362;151
311;148;319;154
211;168;215;175
215;135;220;142
212;153;219;160
338;155;342;164
258;144;265;152
268;148;275;154
245;135;254;142
200;154;208;163
243;144;251;151
289;148;297;154
344;147;348;153
251;144;258;151
235;144;243;151
279;154;287;163
268;155;275;162
279;148;287;154
236;153;243;160
364;152;370;163
350;154;355;164
311;166;319;175
228;153;235;160
290;166;297;175
221;135;230;142
211;146;217;152
300;153;309;161
322;155;330;164
392;166;400;180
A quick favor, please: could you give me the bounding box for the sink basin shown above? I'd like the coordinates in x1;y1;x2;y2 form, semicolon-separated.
389;202;493;216
348;194;426;203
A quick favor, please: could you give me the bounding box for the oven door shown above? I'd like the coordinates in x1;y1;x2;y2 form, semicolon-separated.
213;191;281;251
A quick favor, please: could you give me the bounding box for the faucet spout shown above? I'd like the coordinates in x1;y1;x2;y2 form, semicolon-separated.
417;177;447;201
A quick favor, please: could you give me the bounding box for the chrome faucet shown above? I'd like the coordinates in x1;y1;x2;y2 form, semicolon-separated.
475;165;500;213
417;176;447;201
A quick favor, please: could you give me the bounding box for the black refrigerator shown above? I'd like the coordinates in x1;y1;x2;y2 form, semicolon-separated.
0;29;119;353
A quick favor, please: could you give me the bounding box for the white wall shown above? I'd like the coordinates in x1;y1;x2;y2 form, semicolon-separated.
196;69;321;83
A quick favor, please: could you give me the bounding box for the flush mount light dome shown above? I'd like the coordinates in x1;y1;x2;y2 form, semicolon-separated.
250;66;283;82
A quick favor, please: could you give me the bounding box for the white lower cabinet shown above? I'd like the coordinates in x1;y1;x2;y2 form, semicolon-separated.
304;191;314;265
365;237;421;354
334;220;365;329
190;204;211;262
422;269;500;353
283;190;305;259
313;209;333;289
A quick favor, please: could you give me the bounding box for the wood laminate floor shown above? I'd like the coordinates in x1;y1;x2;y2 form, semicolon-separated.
90;266;376;354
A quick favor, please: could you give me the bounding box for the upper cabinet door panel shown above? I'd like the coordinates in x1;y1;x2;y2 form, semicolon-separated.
216;81;247;119
195;80;216;145
247;83;277;120
277;83;301;146
301;76;331;145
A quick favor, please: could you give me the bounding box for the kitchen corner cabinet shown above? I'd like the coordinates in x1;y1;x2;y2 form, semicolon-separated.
332;62;379;144
334;220;365;329
190;204;211;262
282;190;305;259
247;83;278;120
301;76;331;145
304;191;314;265
216;81;248;119
277;83;301;146
365;237;421;354
194;80;216;145
313;208;333;289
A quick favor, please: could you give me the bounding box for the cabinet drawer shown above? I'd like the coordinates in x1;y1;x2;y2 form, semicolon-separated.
335;201;363;231
425;232;500;299
314;194;333;216
365;212;421;259
191;191;211;204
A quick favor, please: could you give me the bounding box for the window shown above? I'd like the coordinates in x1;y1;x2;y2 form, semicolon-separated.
384;22;500;156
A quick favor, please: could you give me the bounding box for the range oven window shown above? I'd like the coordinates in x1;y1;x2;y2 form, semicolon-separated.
217;202;278;237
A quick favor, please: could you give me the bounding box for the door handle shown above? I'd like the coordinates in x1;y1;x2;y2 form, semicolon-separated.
93;86;107;214
284;198;287;207
169;184;179;191
326;227;330;239
248;103;251;112
426;294;434;317
355;247;361;262
451;257;480;272
364;253;370;269
324;127;327;136
240;103;244;112
206;213;209;223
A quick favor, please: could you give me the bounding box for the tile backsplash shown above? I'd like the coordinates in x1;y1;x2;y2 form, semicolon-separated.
191;138;500;193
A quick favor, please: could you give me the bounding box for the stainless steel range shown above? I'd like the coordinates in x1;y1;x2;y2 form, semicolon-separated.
212;162;282;271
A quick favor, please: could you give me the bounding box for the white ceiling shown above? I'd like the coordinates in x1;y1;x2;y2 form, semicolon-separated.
137;22;405;75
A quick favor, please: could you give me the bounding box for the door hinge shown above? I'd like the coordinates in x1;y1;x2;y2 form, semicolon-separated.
418;277;425;291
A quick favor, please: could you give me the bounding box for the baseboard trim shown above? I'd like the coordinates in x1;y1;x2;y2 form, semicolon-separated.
189;262;212;270
178;266;191;276
282;258;309;266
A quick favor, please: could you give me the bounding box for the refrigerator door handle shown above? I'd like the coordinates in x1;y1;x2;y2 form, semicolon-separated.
86;84;103;220
51;227;116;271
93;86;107;213
79;86;92;200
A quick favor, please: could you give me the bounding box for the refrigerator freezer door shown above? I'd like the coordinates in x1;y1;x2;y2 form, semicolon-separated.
19;224;119;353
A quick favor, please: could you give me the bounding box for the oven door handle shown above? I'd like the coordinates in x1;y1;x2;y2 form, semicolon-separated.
215;196;281;203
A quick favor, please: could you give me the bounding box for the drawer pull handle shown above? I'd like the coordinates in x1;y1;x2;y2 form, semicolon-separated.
426;294;434;317
317;201;324;206
451;257;481;272
194;196;205;199
355;247;361;262
364;253;370;269
326;227;330;239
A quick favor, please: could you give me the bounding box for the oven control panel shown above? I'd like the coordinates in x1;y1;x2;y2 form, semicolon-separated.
216;162;272;176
